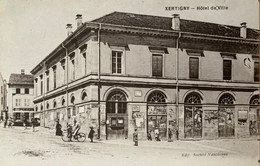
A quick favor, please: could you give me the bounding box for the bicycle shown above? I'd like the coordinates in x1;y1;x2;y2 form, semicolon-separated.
62;130;86;142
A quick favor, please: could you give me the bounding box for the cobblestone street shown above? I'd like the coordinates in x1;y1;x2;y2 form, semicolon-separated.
0;123;259;166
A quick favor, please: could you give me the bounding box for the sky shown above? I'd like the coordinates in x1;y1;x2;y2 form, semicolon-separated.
0;0;259;81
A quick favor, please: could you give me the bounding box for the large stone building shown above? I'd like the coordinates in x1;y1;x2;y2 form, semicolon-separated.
8;70;34;124
31;12;259;140
0;72;7;121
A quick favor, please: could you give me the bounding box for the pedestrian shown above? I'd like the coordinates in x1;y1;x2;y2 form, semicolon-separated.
88;127;95;143
133;128;138;146
31;118;36;132
168;128;173;142
147;130;152;141
55;119;63;136
155;127;160;141
23;117;27;130
4;118;7;128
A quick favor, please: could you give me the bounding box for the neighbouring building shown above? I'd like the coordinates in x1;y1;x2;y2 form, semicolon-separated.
8;70;34;124
0;72;7;121
31;12;259;140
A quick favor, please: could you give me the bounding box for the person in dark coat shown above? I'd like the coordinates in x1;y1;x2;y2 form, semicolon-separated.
56;120;63;136
133;128;138;146
88;127;95;142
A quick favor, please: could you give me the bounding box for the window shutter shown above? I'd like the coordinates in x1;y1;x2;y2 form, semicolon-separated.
189;57;199;78
152;54;162;77
223;60;232;80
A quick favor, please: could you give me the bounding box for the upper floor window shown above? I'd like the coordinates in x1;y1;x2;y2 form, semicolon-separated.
152;54;163;77
60;59;66;85
53;66;57;89
16;88;20;94
189;57;199;79
71;59;75;80
40;75;43;95
254;62;259;82
25;88;29;94
223;60;232;80
15;99;21;106
1;86;3;94
24;99;30;106
46;71;49;92
112;51;122;74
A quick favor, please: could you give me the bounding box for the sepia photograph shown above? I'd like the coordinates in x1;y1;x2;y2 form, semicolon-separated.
0;0;259;166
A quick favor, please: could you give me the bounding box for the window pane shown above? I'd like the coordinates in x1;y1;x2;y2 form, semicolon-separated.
189;57;199;79
223;60;232;80
254;62;259;82
152;54;162;77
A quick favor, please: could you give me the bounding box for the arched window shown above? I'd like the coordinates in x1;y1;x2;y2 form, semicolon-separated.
81;92;87;101
46;102;49;109
250;95;259;105
184;92;202;104
71;96;75;105
147;91;166;103
218;93;235;105
107;90;127;101
61;99;65;106
106;90;127;114
35;106;38;112
40;104;43;111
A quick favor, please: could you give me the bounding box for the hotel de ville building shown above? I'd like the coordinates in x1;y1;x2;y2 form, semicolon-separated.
31;12;259;140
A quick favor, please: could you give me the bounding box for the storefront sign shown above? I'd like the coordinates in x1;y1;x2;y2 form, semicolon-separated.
148;105;167;115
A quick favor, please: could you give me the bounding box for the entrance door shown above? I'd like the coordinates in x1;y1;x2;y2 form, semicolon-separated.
249;95;260;136
218;93;235;137
106;90;128;140
184;92;203;138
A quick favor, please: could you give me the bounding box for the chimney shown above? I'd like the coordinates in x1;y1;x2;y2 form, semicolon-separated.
66;24;73;36
21;69;25;75
76;14;83;28
240;22;247;38
172;14;180;30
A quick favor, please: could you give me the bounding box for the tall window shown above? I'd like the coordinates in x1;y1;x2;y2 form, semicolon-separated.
112;51;122;74
152;54;163;77
1;86;3;94
83;53;87;75
60;60;66;85
71;59;75;80
223;60;232;80
16;99;21;106
16;88;20;94
53;67;57;89
189;57;199;79
40;75;43;95
46;71;49;92
254;62;259;82
35;79;38;96
24;99;29;106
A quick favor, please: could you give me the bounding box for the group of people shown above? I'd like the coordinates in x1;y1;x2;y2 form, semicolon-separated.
55;119;95;142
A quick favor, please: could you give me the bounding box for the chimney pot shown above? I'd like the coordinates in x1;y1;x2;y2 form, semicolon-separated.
172;14;180;30
240;22;247;38
66;24;73;36
76;14;83;28
21;69;25;75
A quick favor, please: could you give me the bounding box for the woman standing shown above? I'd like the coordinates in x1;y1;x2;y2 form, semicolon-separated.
56;120;63;136
88;127;95;143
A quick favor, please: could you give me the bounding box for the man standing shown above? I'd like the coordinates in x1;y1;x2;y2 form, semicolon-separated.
88;127;95;143
133;128;138;146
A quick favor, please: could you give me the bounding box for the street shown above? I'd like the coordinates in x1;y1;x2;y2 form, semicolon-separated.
0;124;259;166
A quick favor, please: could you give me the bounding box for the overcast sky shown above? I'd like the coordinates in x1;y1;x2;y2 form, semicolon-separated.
0;0;259;80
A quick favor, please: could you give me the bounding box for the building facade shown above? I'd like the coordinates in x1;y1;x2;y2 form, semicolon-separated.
31;12;259;140
0;72;7;121
8;70;34;124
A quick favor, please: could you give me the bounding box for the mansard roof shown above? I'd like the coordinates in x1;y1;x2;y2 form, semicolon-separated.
92;11;259;39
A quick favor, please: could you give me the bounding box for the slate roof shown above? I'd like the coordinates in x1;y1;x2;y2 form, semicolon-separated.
92;12;259;39
9;73;34;85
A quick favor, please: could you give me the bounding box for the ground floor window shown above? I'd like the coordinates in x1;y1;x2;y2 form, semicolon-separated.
184;106;202;138
147;105;167;139
218;107;235;137
15;113;21;120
